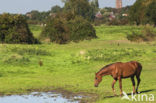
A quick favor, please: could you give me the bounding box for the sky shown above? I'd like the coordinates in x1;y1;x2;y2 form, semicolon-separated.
0;0;136;14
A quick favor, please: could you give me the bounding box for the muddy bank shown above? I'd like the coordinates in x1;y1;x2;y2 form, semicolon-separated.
0;89;98;103
50;88;98;103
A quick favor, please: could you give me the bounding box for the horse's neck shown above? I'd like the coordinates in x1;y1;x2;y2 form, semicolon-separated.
99;67;112;77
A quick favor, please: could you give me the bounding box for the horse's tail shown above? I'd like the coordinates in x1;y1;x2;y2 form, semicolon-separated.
136;62;142;77
137;62;142;71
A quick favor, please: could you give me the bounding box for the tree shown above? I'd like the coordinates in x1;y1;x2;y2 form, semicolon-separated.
29;10;40;20
146;1;156;26
95;0;99;9
63;0;96;21
26;10;50;24
129;0;145;25
51;5;62;13
129;0;155;25
91;0;99;11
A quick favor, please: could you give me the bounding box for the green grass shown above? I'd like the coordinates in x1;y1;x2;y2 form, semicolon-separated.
0;25;156;102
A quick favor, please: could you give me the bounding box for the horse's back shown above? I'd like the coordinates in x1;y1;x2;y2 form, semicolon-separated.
113;61;142;78
129;61;142;71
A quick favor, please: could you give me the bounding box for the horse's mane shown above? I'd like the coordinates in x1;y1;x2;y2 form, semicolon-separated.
96;63;114;74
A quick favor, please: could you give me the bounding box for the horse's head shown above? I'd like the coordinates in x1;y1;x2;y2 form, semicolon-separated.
94;73;102;87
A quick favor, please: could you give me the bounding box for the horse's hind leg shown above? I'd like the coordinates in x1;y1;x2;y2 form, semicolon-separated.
136;62;142;93
131;76;136;94
136;73;141;93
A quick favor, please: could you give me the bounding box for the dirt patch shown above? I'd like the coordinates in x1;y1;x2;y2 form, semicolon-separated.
49;88;98;103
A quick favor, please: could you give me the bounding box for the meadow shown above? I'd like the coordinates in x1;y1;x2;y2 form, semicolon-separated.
0;25;156;103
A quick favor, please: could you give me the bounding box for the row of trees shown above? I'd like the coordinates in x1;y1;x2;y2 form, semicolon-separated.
26;0;99;24
0;0;155;44
25;10;50;24
25;0;156;26
95;0;156;26
25;5;63;24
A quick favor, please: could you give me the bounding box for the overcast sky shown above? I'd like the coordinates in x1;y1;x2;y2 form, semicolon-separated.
0;0;136;14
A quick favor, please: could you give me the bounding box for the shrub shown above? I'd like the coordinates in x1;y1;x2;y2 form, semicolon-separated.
41;14;97;44
0;13;39;44
68;16;96;41
127;25;156;42
108;18;129;25
41;16;69;44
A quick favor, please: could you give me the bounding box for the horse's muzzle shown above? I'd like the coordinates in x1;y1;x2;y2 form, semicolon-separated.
94;85;98;87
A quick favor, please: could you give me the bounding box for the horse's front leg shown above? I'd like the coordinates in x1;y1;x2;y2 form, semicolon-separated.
118;77;123;96
112;79;117;96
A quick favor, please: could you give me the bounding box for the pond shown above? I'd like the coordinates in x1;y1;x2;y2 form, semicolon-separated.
0;92;83;103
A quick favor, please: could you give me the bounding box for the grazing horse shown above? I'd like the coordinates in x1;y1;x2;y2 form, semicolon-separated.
94;61;142;96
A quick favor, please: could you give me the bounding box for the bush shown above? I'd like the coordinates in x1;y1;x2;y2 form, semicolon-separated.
68;16;96;41
40;16;69;44
41;14;97;44
127;25;156;42
0;13;39;44
108;18;129;25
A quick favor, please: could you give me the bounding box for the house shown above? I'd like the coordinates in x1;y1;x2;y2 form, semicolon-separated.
122;13;128;17
95;11;103;19
49;13;56;18
109;12;116;21
26;12;32;18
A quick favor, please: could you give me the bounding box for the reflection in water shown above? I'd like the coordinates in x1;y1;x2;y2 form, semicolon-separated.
0;92;82;103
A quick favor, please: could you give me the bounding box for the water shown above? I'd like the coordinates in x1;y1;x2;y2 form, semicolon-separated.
0;92;82;103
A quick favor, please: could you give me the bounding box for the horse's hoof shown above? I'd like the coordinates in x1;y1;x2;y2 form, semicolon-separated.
136;91;140;94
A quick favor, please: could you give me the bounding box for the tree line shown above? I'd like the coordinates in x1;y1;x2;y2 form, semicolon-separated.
0;0;155;44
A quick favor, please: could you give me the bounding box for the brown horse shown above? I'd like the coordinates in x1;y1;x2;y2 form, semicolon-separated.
94;61;142;96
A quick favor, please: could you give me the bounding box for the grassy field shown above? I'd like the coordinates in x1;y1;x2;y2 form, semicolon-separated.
0;25;156;102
